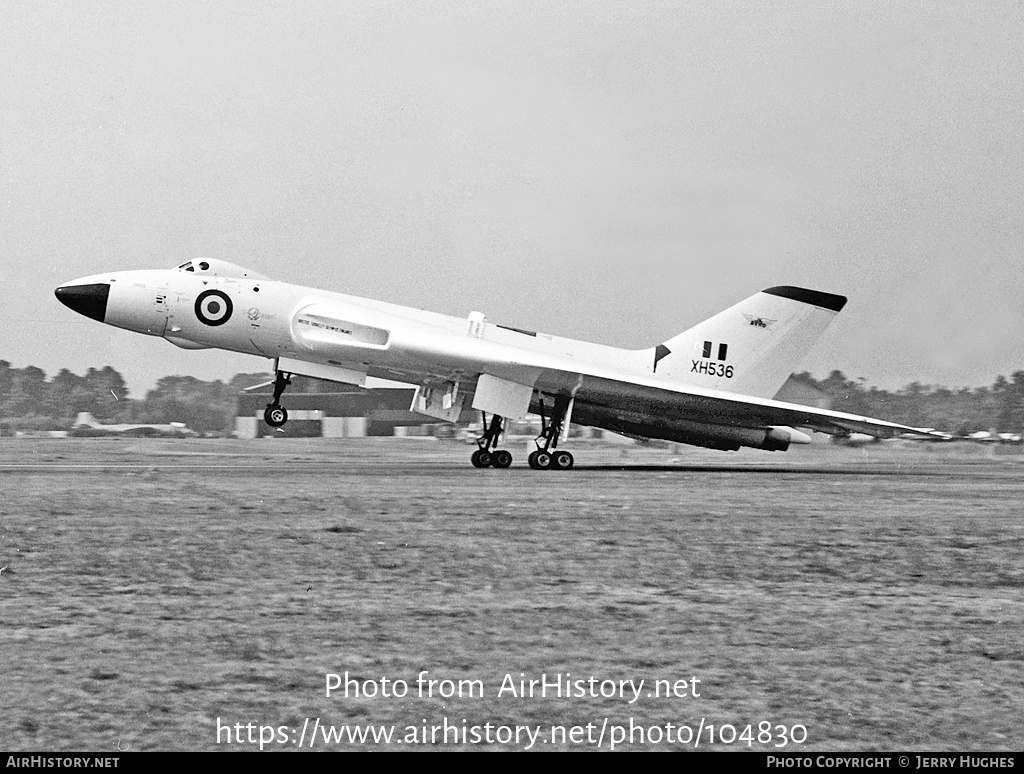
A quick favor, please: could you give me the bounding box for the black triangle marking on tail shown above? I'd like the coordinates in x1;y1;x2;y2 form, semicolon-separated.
654;344;671;372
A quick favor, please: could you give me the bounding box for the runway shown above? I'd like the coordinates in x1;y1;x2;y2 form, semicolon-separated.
2;437;1022;750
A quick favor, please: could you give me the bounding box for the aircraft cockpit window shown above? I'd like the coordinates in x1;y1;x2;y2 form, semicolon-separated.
177;261;195;272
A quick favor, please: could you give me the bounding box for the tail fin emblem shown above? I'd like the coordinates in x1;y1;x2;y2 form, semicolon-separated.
743;314;776;329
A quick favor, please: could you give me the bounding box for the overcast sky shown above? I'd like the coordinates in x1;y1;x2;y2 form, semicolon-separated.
3;1;1023;397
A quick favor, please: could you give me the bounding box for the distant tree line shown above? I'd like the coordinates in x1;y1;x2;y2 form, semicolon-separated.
1;359;1022;435
0;361;271;434
789;370;1024;435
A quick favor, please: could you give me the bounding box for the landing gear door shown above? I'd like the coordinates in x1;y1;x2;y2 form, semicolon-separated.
412;380;466;422
471;374;534;420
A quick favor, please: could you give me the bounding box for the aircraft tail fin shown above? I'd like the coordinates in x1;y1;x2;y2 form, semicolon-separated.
648;286;847;398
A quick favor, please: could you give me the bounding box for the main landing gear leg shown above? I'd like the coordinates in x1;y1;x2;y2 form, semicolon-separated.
263;370;292;427
471;413;513;469
528;394;574;470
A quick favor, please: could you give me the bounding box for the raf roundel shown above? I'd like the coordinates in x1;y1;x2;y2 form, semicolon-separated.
194;289;233;326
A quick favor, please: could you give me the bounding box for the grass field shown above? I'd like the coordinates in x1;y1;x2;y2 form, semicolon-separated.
2;437;1022;751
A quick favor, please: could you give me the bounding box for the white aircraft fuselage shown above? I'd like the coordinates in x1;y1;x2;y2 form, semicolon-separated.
56;258;937;469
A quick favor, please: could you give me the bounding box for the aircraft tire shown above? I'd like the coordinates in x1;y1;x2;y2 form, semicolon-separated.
264;405;288;427
528;450;552;470
490;449;513;468
552;450;574;470
471;449;492;468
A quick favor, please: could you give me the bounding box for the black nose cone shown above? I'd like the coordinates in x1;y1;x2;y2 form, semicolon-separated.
55;283;110;322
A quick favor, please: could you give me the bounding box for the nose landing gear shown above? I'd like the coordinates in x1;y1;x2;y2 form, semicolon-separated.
263;370;292;428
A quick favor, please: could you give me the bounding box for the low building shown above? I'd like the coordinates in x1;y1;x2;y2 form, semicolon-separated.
235;387;441;438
